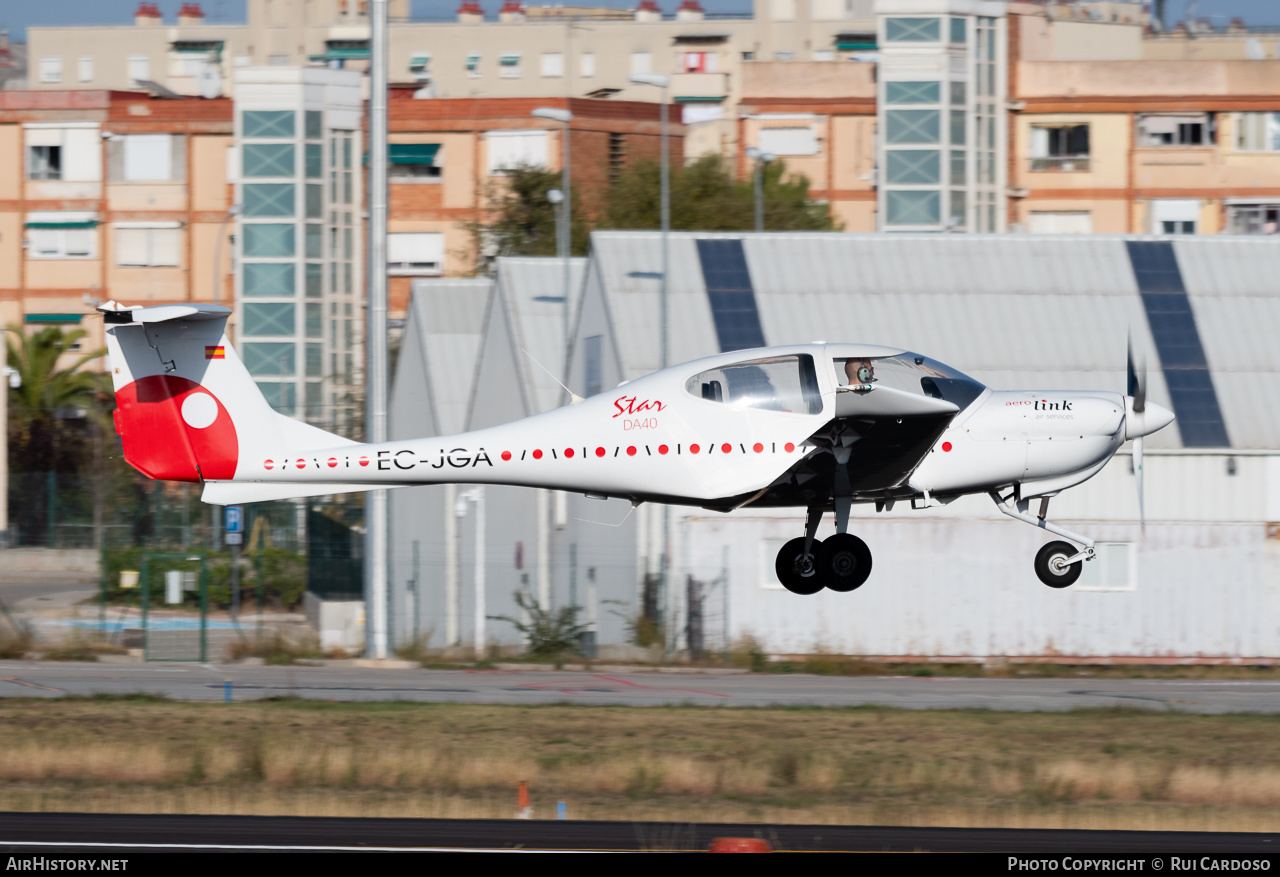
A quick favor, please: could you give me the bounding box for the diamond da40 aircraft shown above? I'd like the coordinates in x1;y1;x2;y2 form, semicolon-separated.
99;300;1174;593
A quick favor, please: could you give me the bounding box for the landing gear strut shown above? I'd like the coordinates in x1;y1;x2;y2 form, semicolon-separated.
774;505;873;595
990;491;1095;588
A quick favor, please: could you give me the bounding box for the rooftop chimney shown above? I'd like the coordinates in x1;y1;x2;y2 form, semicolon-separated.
634;0;661;23
498;1;525;23
177;3;205;25
675;0;703;21
135;3;163;26
456;1;484;23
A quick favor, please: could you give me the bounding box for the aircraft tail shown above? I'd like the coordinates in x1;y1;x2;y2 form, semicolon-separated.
100;302;356;489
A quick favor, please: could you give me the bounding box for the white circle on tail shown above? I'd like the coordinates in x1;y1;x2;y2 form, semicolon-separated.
181;392;219;429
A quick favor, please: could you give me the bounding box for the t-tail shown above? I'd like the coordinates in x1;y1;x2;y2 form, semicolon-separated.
100;301;369;505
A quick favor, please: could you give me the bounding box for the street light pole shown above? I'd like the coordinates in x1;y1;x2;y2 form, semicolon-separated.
746;147;775;233
531;108;573;357
627;73;672;653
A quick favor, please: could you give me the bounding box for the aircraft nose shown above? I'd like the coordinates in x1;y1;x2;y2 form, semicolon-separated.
1128;399;1175;439
1143;401;1175;435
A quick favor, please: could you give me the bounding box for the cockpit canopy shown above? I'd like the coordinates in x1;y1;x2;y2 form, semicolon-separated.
684;349;986;416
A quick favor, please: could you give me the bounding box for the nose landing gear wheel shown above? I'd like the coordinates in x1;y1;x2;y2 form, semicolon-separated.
775;537;825;595
818;533;872;592
1035;540;1083;588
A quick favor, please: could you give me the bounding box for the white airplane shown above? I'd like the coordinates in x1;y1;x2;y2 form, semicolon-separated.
98;301;1174;594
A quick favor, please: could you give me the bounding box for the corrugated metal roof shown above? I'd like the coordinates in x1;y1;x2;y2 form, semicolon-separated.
494;256;587;414
585;232;1280;449
404;278;491;436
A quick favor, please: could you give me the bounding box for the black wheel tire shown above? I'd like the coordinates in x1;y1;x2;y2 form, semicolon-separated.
1035;540;1083;588
776;537;825;595
818;533;872;592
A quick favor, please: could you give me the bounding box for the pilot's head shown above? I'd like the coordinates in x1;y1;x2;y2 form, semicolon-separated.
844;358;875;384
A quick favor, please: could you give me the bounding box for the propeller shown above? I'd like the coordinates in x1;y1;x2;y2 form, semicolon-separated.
1127;333;1146;530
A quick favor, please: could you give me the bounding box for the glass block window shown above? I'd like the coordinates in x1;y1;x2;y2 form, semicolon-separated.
243;224;295;257
306;303;323;338
256;381;296;413
243;183;296;217
306;184;323;219
242;144;294;178
306;343;324;377
305;110;323;139
305;224;323;258
885;17;940;42
886;150;940;184
885;190;940;225
886;110;940;145
244;343;296;376
243;303;296;337
243;262;296;297
885;81;940;105
306;262;323;298
305;143;323;178
243;111;295;139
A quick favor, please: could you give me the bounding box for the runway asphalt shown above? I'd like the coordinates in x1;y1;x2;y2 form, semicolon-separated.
2;661;1280;712
0;812;1276;853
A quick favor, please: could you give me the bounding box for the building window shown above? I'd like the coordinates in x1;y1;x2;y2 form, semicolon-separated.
499;52;521;78
256;381;296;414
950;16;967;44
758;125;818;155
609;134;626;183
243;262;296;297
884;17;941;42
243;183;296;217
78;57;94;82
28;145;61;180
541;52;563;78
1028;211;1093;234
885;150;940;185
1139;114;1212;147
1235;112;1280;151
244;343;296;376
886;110;941;145
243;143;295;178
1227;203;1280;235
387;233;444;275
486;130;549;174
242;110;295;139
1030;124;1090;171
773;51;796;62
115;225;181;266
243;223;296;257
1150;198;1200;235
884;190;940;226
39;57;62;83
580;53;595;77
630;52;652;76
243;303;296;337
388;144;442;181
466;52;481;77
26;227;96;260
683;51;717;73
885;81;940;105
121;134;174;181
128;55;149;84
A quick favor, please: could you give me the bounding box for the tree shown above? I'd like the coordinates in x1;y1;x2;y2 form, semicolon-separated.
468;165;590;268
600;153;838;233
5;325;107;473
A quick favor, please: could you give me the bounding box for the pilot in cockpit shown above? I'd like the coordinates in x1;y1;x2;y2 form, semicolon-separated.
843;357;875;386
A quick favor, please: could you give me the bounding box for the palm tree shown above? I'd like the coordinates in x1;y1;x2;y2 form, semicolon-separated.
5;325;108;545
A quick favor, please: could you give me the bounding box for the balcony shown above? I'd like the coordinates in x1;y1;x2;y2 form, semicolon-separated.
1030;156;1091;173
671;72;729;103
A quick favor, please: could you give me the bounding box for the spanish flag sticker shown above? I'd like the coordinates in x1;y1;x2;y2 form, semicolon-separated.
205;346;225;360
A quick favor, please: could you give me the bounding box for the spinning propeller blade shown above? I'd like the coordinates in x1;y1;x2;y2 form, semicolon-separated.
1127;332;1147;530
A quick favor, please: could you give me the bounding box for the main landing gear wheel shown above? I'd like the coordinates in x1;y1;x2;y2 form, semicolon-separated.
818;533;872;592
775;537;825;595
1035;540;1083;588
